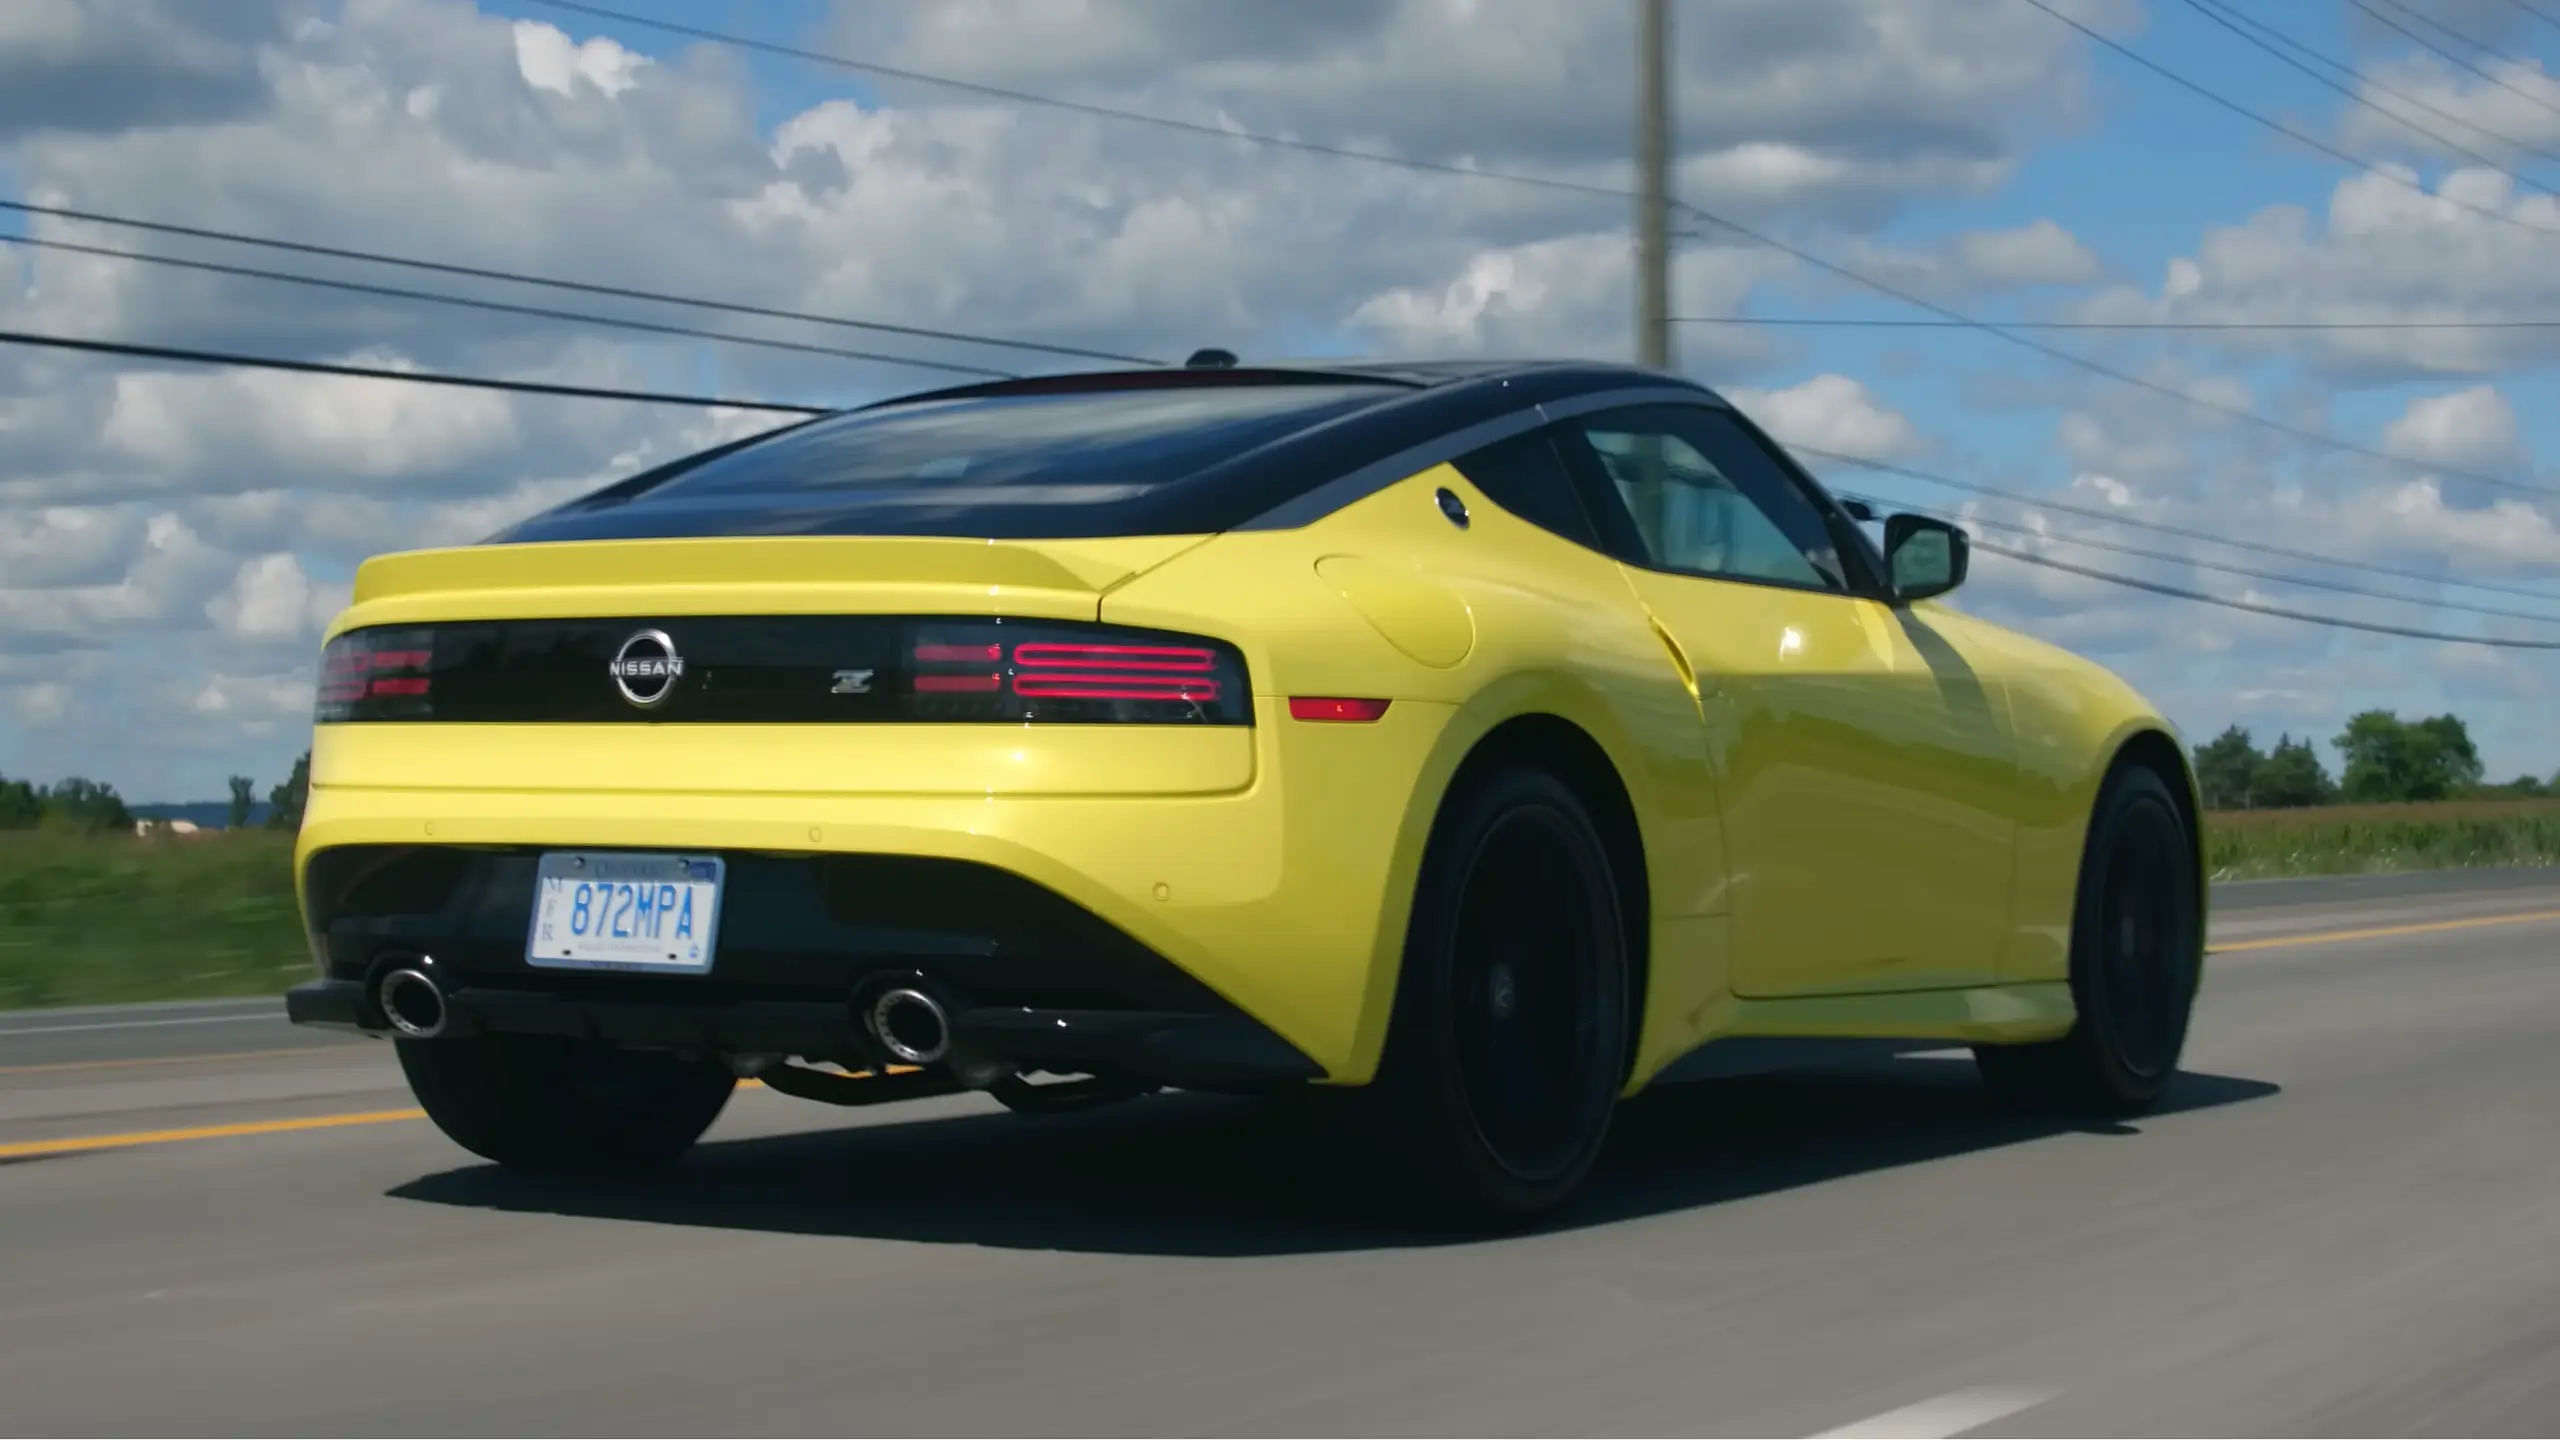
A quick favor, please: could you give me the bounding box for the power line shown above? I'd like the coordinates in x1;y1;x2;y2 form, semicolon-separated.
1787;442;2560;605
1838;487;2560;625
2184;0;2560;177
1972;540;2560;648
1682;196;2560;502
0;232;1015;380
2511;0;2560;35
524;4;2560;501
522;0;1642;208
1677;314;2560;331
2017;0;2560;237
0;327;834;415
0;198;1160;368
2348;0;2560;123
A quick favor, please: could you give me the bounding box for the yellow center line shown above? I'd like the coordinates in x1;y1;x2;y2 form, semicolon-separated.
0;1064;925;1162
2212;907;2560;954
0;1108;428;1161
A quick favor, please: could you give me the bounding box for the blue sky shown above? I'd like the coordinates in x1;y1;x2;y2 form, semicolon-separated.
5;0;2560;801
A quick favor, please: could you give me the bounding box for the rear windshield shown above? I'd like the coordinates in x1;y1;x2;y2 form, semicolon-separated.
634;384;1399;508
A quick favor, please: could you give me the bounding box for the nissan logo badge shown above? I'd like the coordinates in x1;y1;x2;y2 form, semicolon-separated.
609;629;683;708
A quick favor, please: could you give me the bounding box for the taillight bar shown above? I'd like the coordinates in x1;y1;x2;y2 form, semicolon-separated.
313;617;1253;725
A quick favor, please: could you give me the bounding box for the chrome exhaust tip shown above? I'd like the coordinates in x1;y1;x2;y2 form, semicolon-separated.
377;967;448;1039
866;985;950;1065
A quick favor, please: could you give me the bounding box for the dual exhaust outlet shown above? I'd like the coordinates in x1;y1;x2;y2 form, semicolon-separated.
368;958;957;1069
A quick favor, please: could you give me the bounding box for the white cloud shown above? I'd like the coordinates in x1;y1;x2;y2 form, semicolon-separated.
204;553;345;643
1726;374;1923;461
2380;386;2524;473
510;19;647;99
1953;218;2103;289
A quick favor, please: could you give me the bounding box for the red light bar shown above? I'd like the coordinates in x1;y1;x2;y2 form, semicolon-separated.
1015;676;1220;701
1288;697;1391;722
1013;642;1215;672
367;677;430;697
915;674;1003;693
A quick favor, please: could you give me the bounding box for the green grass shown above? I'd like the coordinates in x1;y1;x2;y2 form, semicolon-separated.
2205;800;2560;881
0;828;309;1011
4;798;2558;1010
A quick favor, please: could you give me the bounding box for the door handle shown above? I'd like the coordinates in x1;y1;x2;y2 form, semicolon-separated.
1647;615;1714;701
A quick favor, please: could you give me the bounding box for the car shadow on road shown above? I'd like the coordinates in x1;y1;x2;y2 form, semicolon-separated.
387;1043;2281;1255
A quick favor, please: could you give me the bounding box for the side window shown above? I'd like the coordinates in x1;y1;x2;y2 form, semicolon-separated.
1564;405;1850;591
1448;426;1600;547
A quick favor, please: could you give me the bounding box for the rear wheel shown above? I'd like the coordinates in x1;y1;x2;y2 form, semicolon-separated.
396;1033;737;1173
1363;764;1631;1228
1975;764;2200;1115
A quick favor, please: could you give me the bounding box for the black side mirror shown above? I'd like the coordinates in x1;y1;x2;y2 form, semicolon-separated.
1884;513;1968;603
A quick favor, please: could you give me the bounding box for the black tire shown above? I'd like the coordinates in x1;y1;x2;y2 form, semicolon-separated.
1361;764;1632;1228
396;1033;737;1173
1974;763;2201;1116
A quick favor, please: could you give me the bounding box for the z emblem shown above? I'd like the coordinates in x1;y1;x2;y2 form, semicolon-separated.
830;669;876;695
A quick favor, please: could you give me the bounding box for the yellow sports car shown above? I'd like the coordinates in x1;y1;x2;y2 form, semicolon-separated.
285;356;2205;1225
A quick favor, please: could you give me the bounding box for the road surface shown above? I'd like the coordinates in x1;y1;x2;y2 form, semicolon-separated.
3;868;2556;1436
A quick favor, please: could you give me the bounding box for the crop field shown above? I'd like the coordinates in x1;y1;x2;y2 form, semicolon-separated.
4;798;2559;1008
2204;799;2560;880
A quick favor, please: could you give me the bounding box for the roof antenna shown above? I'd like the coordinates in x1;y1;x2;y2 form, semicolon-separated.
1184;347;1239;369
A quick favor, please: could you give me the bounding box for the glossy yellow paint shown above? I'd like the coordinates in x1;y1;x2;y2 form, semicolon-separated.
298;456;2189;1094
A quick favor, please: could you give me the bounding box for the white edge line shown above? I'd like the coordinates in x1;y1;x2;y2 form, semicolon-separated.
1809;1386;2055;1439
0;1012;289;1037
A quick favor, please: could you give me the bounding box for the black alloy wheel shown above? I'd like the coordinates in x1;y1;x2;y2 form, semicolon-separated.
1366;763;1631;1227
1975;764;2201;1115
397;1032;738;1173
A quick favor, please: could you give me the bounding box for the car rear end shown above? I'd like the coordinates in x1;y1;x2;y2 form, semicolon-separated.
283;372;1466;1096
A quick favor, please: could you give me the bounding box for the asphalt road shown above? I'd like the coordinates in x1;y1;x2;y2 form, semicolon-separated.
3;868;2556;1436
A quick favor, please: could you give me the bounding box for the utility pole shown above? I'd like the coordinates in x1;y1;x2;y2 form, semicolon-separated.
1635;0;1674;372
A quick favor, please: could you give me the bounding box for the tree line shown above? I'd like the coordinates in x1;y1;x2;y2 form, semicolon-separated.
2193;709;2555;812
0;750;310;833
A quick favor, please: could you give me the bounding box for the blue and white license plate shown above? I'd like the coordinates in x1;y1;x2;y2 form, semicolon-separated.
526;851;724;973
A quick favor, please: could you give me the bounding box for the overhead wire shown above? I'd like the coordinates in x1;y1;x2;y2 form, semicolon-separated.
523;1;2560;503
2349;0;2560;122
1786;442;2560;605
0;198;1160;368
0;232;1015;380
1969;540;2560;648
2016;0;2560;236
1833;488;2560;625
2181;0;2560;177
0;328;834;415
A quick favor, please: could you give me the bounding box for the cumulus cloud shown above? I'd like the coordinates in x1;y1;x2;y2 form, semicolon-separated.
2065;166;2560;380
2380;386;2525;473
1726;374;1923;462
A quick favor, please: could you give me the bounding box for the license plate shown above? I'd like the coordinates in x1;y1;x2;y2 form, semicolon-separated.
526;851;724;973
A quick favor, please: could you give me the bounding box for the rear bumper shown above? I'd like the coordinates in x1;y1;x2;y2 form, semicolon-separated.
292;705;1460;1084
285;976;1317;1092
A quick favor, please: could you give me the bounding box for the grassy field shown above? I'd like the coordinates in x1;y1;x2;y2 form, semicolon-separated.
2205;799;2560;880
3;797;2559;1010
0;828;307;1011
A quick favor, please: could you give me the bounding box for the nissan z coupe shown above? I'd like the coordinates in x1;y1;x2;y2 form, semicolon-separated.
284;357;2207;1226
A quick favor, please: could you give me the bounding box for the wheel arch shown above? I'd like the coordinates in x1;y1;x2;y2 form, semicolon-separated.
2097;724;2210;941
1409;709;1654;1085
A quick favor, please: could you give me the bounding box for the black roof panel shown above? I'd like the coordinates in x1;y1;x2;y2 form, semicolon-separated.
485;358;1721;545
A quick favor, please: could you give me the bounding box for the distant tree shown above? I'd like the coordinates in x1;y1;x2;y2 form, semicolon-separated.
2251;733;2337;808
0;773;41;829
2192;725;2264;810
227;775;256;830
2334;710;2484;803
38;777;130;831
266;751;311;830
